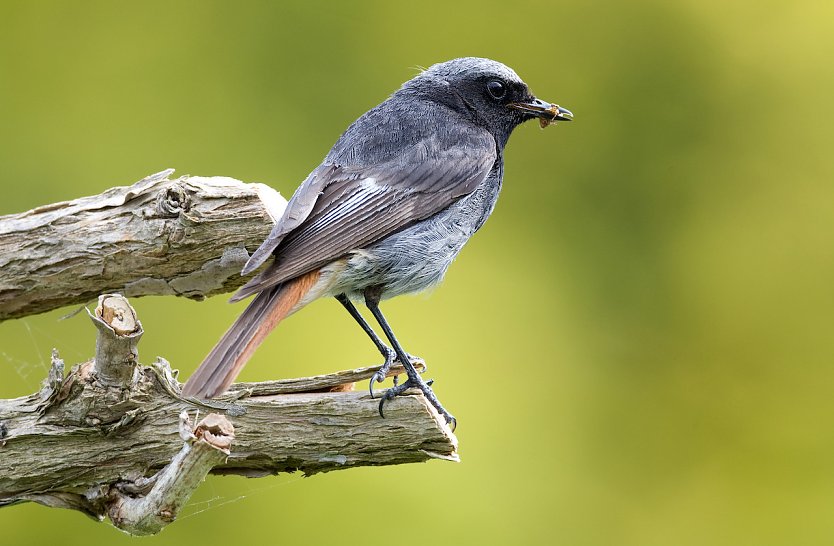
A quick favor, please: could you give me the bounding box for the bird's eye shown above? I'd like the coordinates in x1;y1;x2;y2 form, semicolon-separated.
486;80;506;100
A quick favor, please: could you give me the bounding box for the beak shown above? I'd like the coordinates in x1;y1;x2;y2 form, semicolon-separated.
509;98;573;127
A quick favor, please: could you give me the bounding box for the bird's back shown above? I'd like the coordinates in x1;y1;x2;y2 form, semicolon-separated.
324;89;493;168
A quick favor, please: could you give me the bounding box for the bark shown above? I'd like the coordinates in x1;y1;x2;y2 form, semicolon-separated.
0;169;286;321
0;295;456;535
0;175;460;534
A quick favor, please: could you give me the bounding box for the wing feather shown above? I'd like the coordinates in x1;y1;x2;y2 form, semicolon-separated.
234;129;496;301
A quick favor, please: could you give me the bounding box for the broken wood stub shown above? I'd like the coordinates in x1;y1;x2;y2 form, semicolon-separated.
90;294;143;387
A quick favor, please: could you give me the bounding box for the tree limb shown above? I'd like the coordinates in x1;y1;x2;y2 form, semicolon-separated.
0;295;457;535
0;169;286;321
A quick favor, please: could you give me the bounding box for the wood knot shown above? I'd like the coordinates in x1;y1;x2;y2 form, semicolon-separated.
156;184;191;217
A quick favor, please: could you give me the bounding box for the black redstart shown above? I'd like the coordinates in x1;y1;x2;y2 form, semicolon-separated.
182;57;573;427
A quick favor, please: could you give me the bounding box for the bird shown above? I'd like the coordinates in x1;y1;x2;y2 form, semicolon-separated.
181;57;572;427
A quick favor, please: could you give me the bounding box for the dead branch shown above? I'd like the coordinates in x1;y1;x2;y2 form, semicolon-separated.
0;169;286;321
0;188;459;535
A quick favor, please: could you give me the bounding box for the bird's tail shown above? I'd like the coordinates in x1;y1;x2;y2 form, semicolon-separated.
181;270;321;399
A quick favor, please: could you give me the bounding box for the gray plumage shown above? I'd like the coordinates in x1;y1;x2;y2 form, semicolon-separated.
235;58;530;300
182;57;572;414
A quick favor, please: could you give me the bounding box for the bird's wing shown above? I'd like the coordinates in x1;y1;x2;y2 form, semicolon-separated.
241;162;343;276
233;131;496;300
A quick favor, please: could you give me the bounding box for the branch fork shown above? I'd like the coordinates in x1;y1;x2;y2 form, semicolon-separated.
0;173;460;534
0;293;457;535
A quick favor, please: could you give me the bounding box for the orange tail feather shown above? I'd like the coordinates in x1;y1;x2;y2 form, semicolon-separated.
181;270;321;399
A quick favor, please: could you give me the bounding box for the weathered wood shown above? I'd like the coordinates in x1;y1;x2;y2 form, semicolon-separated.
0;179;459;536
0;295;456;534
90;294;143;386
0;353;454;521
0;169;287;321
107;412;235;536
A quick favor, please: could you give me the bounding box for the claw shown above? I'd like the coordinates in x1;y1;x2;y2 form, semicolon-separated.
374;376;456;430
368;368;389;399
369;347;398;399
378;382;408;418
368;372;379;399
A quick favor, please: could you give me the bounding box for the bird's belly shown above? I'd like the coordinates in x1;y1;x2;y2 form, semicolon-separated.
322;177;501;301
332;219;470;300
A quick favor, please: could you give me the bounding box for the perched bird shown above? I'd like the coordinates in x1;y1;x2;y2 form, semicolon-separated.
182;57;572;427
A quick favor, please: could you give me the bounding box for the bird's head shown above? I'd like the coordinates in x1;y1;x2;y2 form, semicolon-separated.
401;57;572;147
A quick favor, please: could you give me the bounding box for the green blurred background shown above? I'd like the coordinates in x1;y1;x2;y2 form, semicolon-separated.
1;0;833;544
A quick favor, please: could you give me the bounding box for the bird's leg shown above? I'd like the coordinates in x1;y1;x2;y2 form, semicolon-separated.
363;286;456;430
335;294;398;396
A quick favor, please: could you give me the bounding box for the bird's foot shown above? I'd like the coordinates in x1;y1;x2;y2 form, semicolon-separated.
378;375;456;430
369;347;397;398
368;350;423;398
